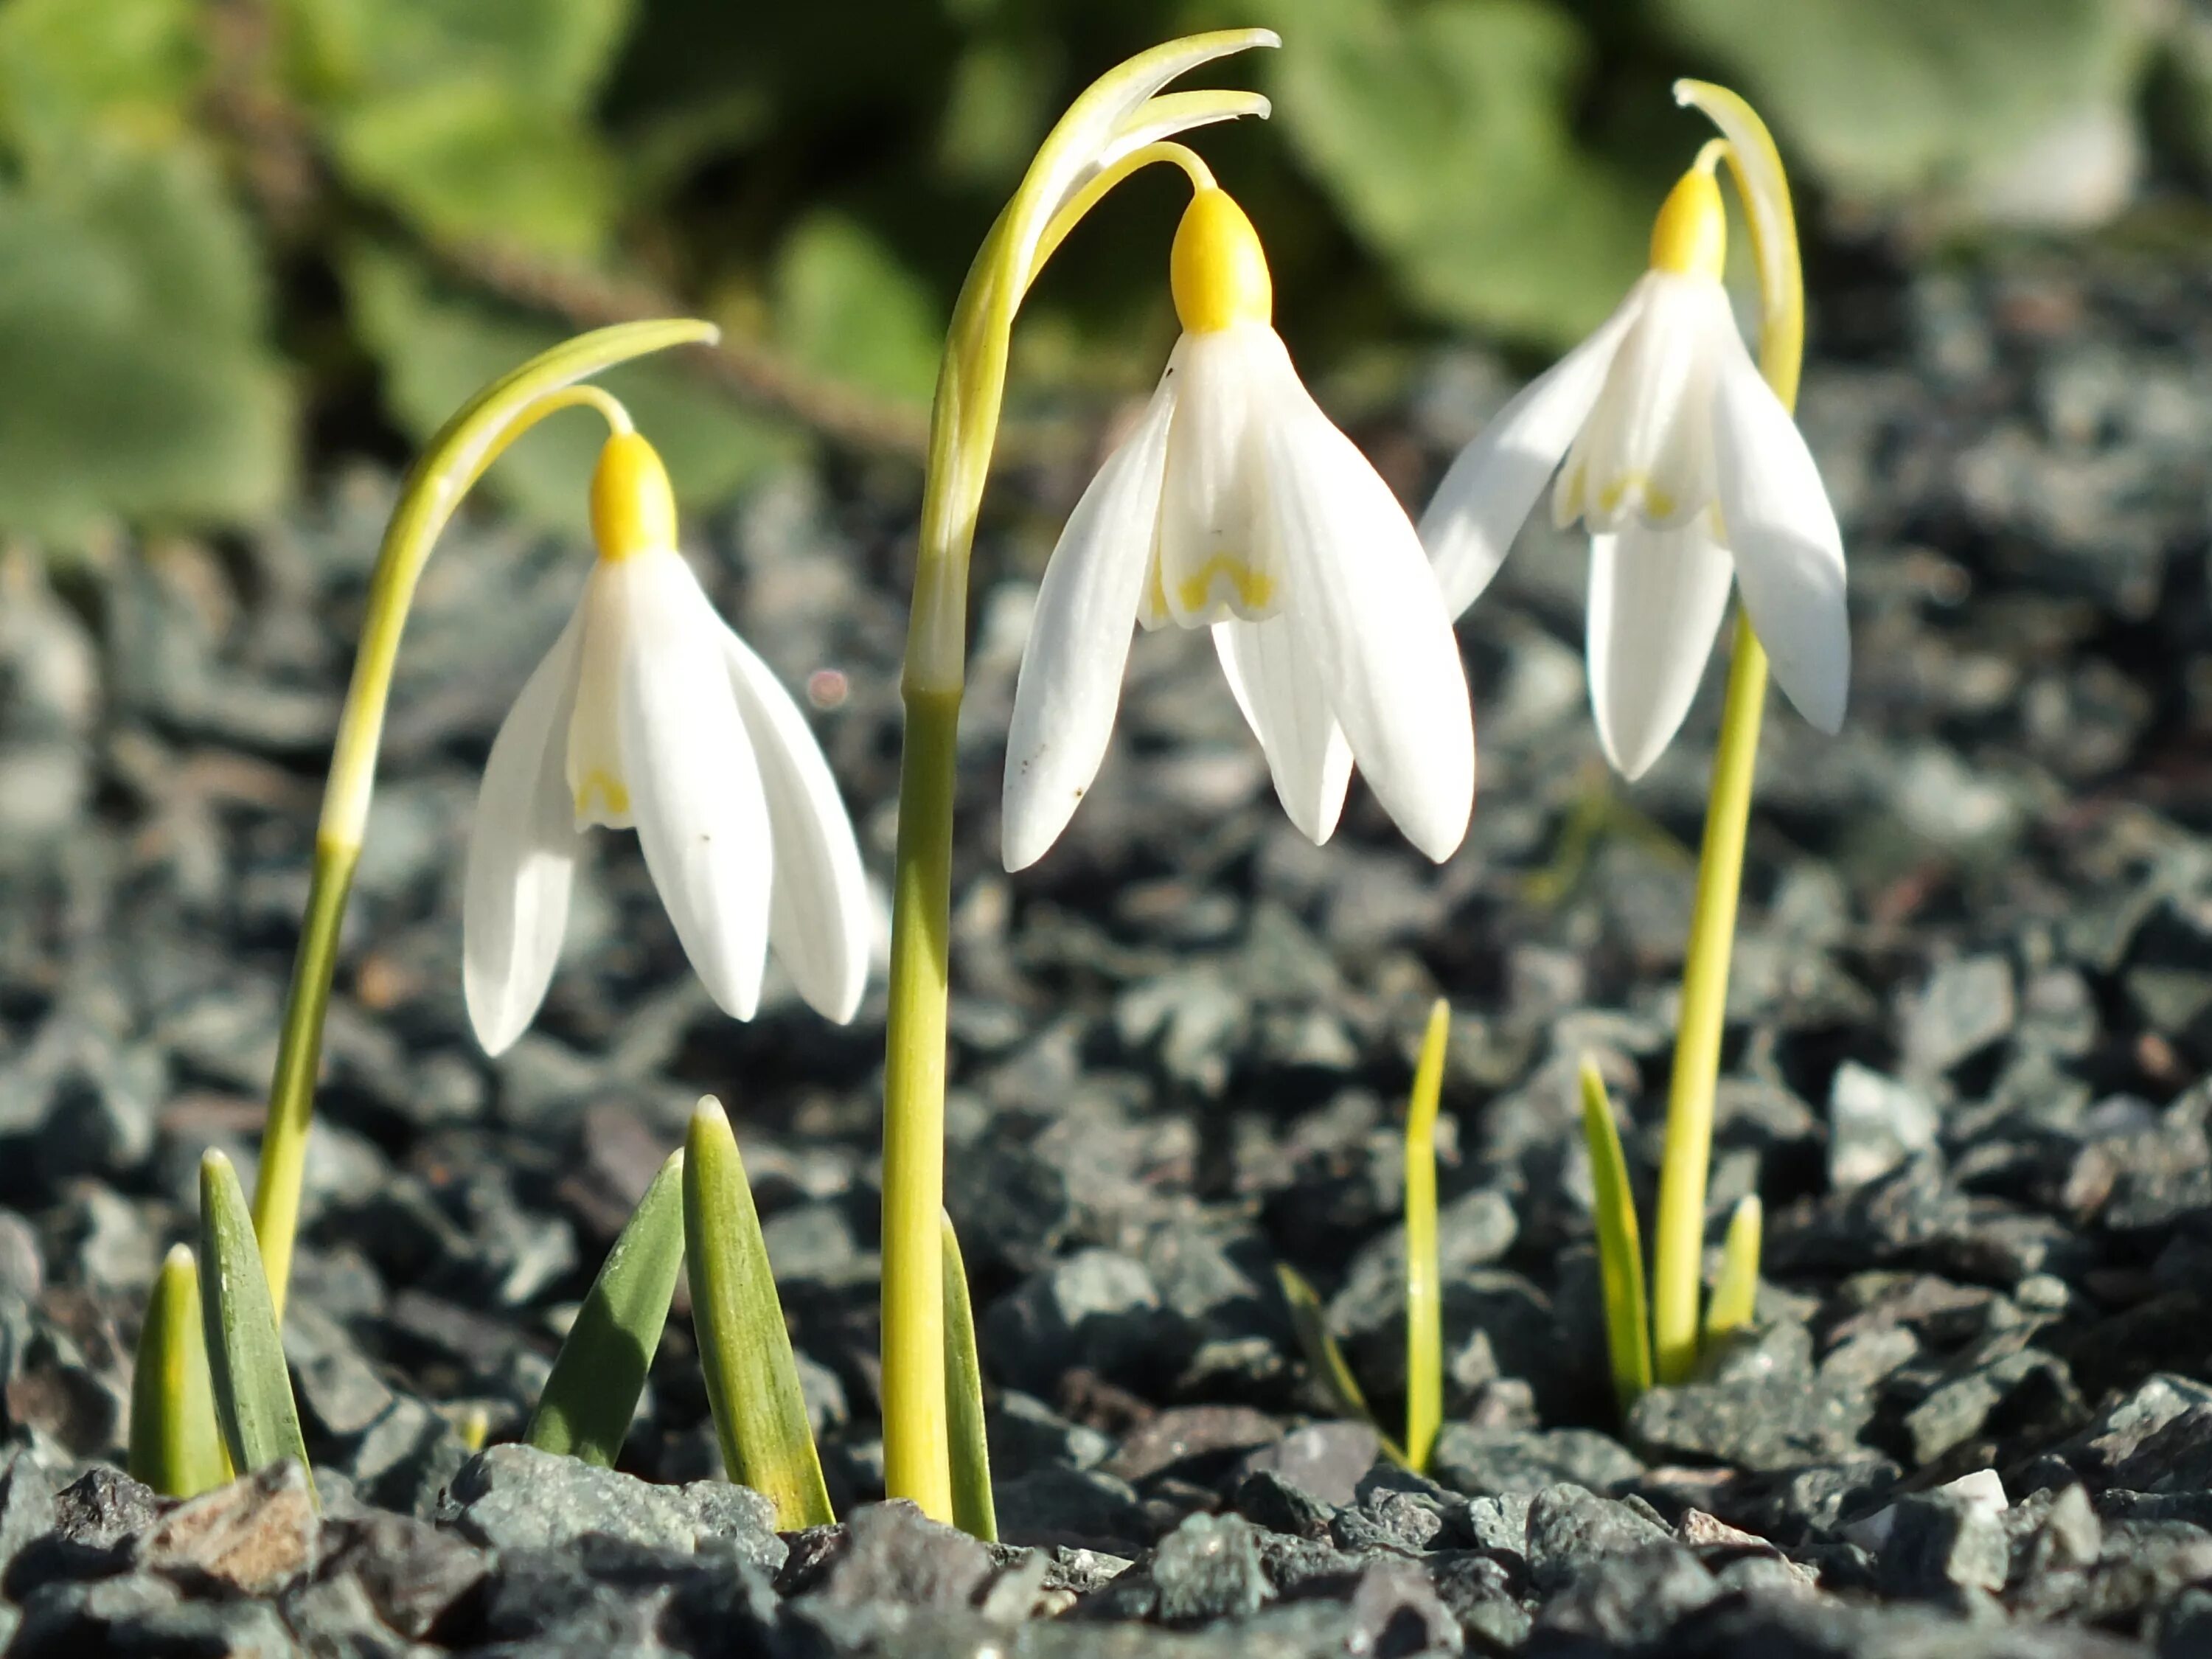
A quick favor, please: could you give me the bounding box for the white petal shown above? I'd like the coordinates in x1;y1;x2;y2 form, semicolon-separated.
463;609;585;1056
723;629;872;1023
1419;286;1643;616
1002;378;1175;871
1212;617;1352;845
1711;342;1850;733
1155;328;1272;627
1587;521;1736;780
1558;274;1730;535
613;551;776;1020
1260;347;1476;861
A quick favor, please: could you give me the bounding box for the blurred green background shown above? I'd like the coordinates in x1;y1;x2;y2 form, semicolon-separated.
0;0;2192;543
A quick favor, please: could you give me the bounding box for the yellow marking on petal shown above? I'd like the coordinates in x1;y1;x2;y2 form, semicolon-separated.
1170;188;1273;335
574;771;630;821
590;431;677;563
1646;487;1677;520
1648;143;1727;282
1175;556;1275;616
1142;555;1172;630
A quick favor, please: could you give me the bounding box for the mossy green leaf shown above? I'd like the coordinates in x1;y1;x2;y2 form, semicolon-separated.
775;211;944;408
198;1151;316;1503
128;1245;232;1499
528;1150;686;1467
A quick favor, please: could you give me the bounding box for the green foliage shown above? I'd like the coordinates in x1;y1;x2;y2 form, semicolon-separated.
198;1152;317;1500
941;1214;996;1543
0;150;291;540
1261;0;1644;346
1402;999;1450;1474
343;248;792;529
1660;0;2148;203
1276;1263;1409;1467
128;1245;232;1499
1703;1192;1763;1347
1579;1061;1653;1414
684;1096;835;1531
528;1150;686;1467
775;212;945;408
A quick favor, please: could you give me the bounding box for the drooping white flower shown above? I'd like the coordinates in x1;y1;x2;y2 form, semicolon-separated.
1419;150;1848;781
1002;186;1475;870
463;429;870;1054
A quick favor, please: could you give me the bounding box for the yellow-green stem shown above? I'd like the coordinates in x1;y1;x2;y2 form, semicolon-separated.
880;689;960;1519
1402;999;1449;1473
1650;617;1767;1383
1649;83;1804;1386
247;320;714;1324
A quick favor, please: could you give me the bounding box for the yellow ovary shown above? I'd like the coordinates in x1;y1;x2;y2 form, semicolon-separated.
1647;144;1727;283
1169;188;1273;335
590;430;678;562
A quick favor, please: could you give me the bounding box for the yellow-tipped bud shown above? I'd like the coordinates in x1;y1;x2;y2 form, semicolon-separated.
590;431;676;562
1171;187;1272;334
1648;148;1727;282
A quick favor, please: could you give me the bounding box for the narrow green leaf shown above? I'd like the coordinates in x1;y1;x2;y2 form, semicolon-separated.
198;1151;316;1506
1276;1263;1407;1467
684;1097;834;1529
940;1211;995;1543
1579;1061;1653;1413
128;1244;232;1498
528;1149;685;1465
1402;998;1450;1475
1703;1193;1764;1348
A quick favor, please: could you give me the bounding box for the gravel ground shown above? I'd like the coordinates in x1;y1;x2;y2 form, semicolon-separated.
2;242;2212;1655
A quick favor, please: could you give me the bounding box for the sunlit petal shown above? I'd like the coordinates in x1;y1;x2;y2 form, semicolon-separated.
463;611;585;1055
1262;350;1475;861
1712;341;1849;733
722;630;872;1023
1003;378;1176;870
615;552;775;1019
1213;616;1353;845
1421;285;1643;616
1156;327;1273;627
1558;274;1728;535
1587;521;1735;780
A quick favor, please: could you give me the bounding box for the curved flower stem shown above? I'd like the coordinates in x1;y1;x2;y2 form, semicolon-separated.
1649;82;1804;1385
878;31;1275;1517
251;321;715;1321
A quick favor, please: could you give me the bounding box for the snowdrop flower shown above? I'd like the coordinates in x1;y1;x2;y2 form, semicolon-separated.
463;428;870;1054
1002;185;1475;869
1419;145;1848;780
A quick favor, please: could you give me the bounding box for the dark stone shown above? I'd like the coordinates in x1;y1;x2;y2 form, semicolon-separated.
1426;1550;1530;1655
992;1467;1153;1552
945;1137;1071;1278
1628;1380;1874;1472
134;1461;318;1595
1335;1559;1463;1658
439;1443;785;1573
1878;1489;2008;1604
1232;1470;1335;1540
1528;1541;1719;1652
983;1249;1178;1396
52;1467;156;1551
315;1510;488;1639
1524;1484;1669;1595
795;1501;995;1610
1107;1404;1281;1486
1237;1422;1381;1509
1150;1512;1271;1624
1431;1426;1644;1499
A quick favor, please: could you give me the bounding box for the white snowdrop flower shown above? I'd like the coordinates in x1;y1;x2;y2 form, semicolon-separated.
1002;185;1475;870
462;428;870;1054
1419;147;1848;780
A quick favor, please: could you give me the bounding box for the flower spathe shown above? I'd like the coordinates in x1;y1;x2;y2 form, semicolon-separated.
463;429;871;1054
1419;150;1849;782
1003;186;1476;870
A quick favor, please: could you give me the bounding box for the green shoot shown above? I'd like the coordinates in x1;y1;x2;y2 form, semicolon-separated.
1402;998;1450;1474
684;1097;834;1529
1579;1062;1652;1413
1703;1193;1763;1349
198;1152;316;1504
1276;1263;1408;1467
941;1212;996;1542
128;1244;232;1498
528;1150;686;1467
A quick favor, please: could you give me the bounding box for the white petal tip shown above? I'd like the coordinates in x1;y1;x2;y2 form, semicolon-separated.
692;1094;728;1131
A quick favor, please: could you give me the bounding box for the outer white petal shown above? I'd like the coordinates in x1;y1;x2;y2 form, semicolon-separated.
722;629;872;1023
1002;378;1176;871
463;610;585;1055
1559;274;1725;535
1587;521;1736;781
1711;341;1850;733
1259;342;1476;861
614;551;776;1020
1212;617;1353;845
1155;328;1267;627
1419;285;1644;616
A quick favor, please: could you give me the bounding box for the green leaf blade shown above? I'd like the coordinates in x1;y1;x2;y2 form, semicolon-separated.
198;1151;316;1506
1703;1193;1764;1348
684;1096;833;1530
527;1148;686;1467
128;1243;232;1498
1580;1061;1653;1413
940;1212;995;1543
1276;1262;1406;1468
